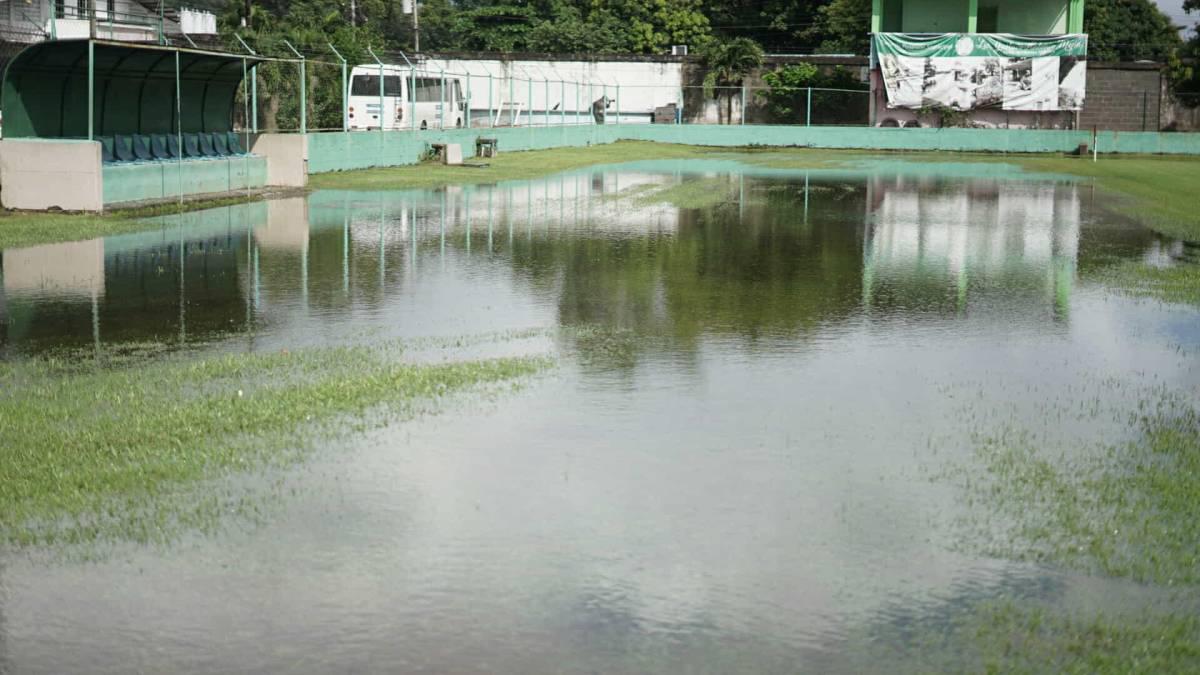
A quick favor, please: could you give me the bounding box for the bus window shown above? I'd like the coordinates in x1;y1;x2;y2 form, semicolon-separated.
414;78;446;102
351;74;404;96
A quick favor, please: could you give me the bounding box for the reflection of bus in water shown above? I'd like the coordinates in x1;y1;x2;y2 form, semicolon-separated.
348;65;465;131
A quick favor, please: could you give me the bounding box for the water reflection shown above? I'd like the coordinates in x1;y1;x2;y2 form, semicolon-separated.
0;167;1161;359
0;164;1194;674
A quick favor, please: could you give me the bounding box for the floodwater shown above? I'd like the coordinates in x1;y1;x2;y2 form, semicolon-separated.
1;159;1198;672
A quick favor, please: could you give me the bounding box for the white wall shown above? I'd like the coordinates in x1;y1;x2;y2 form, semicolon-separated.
415;57;684;124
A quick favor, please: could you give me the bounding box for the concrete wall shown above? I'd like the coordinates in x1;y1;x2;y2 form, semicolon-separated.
103;156;268;205
250;133;309;187
901;0;970;32
983;0;1068;33
0;139;103;211
1077;63;1164;132
420;54;684;125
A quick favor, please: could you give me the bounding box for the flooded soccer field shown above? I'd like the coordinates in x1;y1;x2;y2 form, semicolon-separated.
1;156;1198;672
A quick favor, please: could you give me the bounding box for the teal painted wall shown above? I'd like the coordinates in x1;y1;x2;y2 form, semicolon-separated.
983;0;1067;33
901;0;969;32
103;157;268;205
304;126;1200;175
306;125;621;173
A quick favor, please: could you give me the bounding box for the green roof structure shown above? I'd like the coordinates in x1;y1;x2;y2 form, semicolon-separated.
1;39;263;139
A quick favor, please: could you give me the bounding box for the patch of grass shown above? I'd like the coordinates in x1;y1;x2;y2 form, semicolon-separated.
0;193;268;250
1018;155;1200;242
0;344;551;547
634;177;740;210
1093;259;1200;307
307;141;721;190
859;600;1200;674
947;390;1200;586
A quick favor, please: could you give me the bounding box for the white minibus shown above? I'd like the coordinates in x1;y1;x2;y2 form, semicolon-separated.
348;65;465;130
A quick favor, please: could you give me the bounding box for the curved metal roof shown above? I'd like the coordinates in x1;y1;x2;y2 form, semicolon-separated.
1;39;264;139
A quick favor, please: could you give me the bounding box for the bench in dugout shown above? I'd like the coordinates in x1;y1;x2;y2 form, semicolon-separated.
99;132;252;163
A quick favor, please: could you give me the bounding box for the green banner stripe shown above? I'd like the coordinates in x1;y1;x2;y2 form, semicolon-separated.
874;33;1088;58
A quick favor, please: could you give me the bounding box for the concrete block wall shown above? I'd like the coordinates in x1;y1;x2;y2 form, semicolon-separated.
0;139;103;211
1077;64;1163;132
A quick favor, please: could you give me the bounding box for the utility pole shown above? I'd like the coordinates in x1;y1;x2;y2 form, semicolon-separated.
88;0;96;38
413;0;419;53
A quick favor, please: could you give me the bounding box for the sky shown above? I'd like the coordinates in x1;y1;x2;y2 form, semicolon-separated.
1155;0;1196;36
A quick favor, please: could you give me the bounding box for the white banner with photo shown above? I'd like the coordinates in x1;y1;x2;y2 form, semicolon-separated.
873;33;1088;112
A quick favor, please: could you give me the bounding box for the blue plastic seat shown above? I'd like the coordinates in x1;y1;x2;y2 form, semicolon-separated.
99;136;115;163
113;134;136;162
198;132;217;157
183;133;202;158
226;131;246;155
212;132;231;156
166;134;183;158
132;134;154;161
150;134;171;160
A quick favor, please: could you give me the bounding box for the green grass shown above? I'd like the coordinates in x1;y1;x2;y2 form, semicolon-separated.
1093;259;1200;307
947;390;1200;586
0;344;551;547
0;193;268;250
307;141;732;190
856;601;1200;674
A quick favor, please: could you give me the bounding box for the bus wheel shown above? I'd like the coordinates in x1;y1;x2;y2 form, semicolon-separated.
420;121;428;130
456;118;462;128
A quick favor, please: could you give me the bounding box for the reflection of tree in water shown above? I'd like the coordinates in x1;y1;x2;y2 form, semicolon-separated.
505;176;869;370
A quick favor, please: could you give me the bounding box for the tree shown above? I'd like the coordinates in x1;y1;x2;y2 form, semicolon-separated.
1084;0;1183;63
805;0;871;55
701;37;764;124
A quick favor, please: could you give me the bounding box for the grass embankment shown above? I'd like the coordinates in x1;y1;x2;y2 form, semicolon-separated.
0;344;550;547
0;193;268;250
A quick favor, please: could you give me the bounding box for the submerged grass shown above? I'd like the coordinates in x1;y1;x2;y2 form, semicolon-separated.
0;193;268;250
858;600;1200;674
0;344;551;547
1094;259;1200;307
947;389;1200;586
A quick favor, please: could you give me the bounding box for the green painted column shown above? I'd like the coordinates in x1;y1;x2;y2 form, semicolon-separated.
1068;0;1084;33
967;0;978;32
87;40;93;140
871;0;882;33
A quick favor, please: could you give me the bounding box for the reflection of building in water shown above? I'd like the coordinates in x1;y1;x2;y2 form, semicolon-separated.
1;206;262;353
863;175;1080;318
3;239;105;298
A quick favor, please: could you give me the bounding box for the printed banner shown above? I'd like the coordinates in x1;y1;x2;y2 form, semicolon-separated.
873;33;1087;111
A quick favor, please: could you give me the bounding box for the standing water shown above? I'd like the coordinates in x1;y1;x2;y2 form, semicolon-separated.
0;158;1196;672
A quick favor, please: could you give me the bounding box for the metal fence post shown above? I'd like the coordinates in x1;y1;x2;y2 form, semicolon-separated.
527;76;532;127
282;40;305;133
806;87;812;127
465;74;471;128
509;74;515;126
560;80;565;125
545;77;550;126
440;68;446;129
328;43;348;132
616;85;620;125
235;35;257;133
488;73;493;128
740;84;746;125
